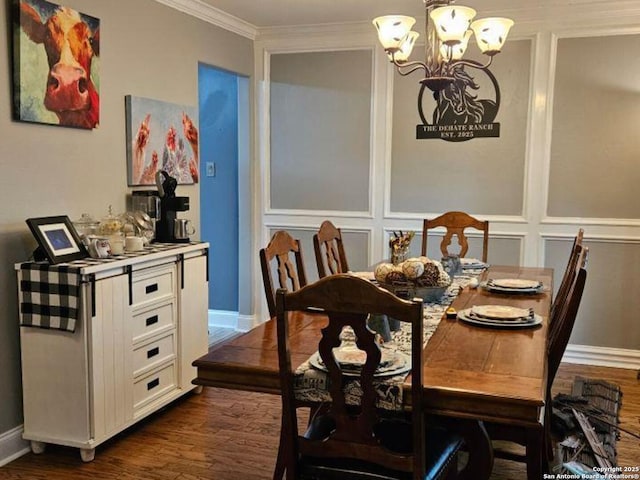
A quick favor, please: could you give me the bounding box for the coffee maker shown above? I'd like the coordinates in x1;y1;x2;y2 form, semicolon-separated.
154;171;190;243
128;190;161;225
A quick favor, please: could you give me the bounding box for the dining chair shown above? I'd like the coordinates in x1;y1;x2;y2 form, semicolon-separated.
485;246;589;480
313;220;349;278
260;230;308;318
550;229;584;325
421;211;489;262
275;274;464;480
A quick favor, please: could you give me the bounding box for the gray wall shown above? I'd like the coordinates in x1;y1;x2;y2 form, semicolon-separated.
270;50;372;212
549;34;640;219
0;0;252;438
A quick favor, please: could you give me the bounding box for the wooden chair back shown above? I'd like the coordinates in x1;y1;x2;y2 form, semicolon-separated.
550;229;584;324
548;246;588;384
276;275;426;480
313;220;350;278
421;211;489;262
260;230;307;318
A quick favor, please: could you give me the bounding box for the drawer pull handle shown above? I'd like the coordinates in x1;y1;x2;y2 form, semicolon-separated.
145;283;159;294
147;347;160;359
145;315;159;327
147;378;160;390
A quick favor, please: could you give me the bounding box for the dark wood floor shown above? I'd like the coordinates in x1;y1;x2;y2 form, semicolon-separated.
1;363;638;479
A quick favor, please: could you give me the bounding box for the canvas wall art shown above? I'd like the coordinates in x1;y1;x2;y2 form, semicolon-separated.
12;0;100;129
126;96;200;186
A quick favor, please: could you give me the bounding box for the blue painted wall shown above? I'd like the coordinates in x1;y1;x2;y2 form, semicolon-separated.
198;64;239;311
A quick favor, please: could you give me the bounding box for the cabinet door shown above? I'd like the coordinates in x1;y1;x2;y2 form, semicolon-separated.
90;273;133;441
178;254;209;389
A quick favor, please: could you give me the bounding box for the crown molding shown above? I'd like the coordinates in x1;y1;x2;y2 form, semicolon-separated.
153;0;257;40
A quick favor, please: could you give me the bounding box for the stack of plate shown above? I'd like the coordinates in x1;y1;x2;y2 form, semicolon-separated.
484;278;543;294
460;258;489;271
457;305;542;329
309;345;411;377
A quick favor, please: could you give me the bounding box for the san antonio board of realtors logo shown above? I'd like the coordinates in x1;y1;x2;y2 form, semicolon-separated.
416;63;501;142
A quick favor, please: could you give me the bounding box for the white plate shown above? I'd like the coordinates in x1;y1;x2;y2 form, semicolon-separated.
308;350;411;377
332;345;393;367
460;258;489;269
471;305;532;320
489;278;541;289
484;284;543;295
457;309;543;329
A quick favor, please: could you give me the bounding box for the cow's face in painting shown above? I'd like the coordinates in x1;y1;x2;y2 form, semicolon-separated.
19;1;100;128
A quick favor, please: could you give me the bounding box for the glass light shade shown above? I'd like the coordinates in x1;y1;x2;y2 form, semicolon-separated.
389;31;419;63
439;30;472;61
430;6;476;45
470;17;514;55
372;15;416;51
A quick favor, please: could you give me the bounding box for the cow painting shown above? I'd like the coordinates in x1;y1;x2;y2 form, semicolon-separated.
13;0;100;129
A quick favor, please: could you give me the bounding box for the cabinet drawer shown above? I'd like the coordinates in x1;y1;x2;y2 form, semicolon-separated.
132;302;175;342
133;333;176;378
132;265;175;308
133;362;177;412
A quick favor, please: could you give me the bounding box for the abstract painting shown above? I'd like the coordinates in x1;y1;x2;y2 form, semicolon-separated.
126;95;199;186
13;0;100;129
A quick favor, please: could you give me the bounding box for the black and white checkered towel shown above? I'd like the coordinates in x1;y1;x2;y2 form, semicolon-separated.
19;263;82;333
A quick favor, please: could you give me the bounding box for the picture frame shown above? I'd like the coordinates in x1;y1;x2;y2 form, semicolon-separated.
26;216;88;264
12;0;100;129
125;95;199;186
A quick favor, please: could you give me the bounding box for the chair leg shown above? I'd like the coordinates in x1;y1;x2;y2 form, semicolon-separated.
273;416;286;480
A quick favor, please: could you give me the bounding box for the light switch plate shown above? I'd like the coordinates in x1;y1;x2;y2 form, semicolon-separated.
206;162;215;177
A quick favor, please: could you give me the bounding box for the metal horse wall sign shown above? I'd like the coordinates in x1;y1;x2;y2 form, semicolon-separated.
416;61;501;142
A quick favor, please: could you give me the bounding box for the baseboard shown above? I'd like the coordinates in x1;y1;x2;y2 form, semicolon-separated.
563;344;640;370
208;309;239;329
208;310;256;332
237;314;255;332
0;425;29;467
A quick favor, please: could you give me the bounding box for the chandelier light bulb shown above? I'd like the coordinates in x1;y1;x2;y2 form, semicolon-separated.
372;15;416;52
390;31;420;63
430;5;476;46
470;17;514;55
440;30;472;61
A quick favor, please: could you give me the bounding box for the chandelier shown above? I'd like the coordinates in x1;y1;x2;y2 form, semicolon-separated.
373;0;514;93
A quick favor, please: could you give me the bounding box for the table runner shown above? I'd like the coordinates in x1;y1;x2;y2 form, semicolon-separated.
294;274;475;411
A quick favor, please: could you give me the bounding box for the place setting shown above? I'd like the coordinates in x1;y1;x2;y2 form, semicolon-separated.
460;257;490;272
457;304;543;329
482;277;544;294
308;344;412;378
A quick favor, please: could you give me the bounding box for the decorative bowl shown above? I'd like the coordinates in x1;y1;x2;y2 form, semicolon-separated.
378;280;451;303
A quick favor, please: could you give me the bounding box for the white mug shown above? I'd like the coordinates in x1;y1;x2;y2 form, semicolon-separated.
87;237;111;258
125;236;144;252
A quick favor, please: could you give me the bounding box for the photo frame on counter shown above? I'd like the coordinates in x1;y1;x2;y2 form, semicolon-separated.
26;216;88;264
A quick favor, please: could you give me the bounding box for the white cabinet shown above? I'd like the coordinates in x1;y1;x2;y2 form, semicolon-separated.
16;243;209;461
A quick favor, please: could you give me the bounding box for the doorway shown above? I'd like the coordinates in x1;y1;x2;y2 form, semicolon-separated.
198;63;250;331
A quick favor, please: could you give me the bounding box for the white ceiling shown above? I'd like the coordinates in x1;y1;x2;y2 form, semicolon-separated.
197;0;626;28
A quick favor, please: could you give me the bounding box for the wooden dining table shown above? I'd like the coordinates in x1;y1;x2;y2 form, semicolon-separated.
193;265;553;480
